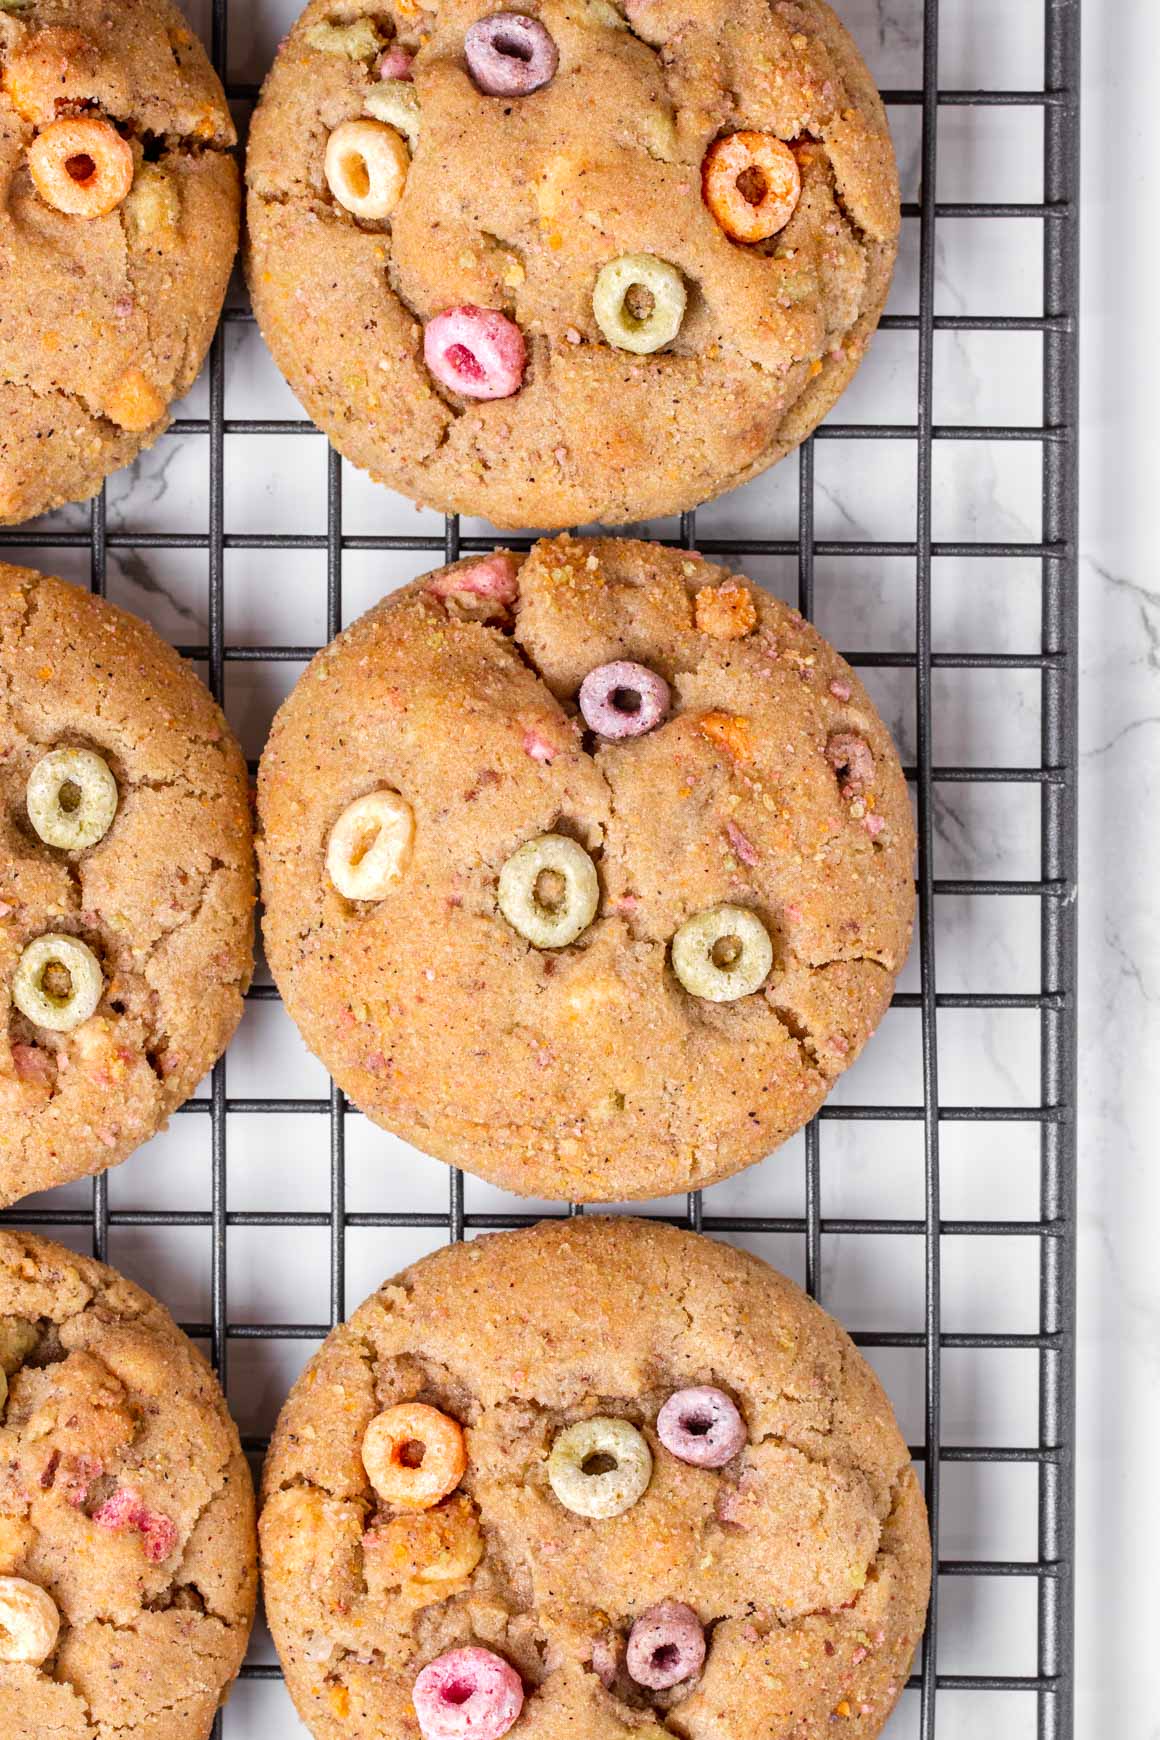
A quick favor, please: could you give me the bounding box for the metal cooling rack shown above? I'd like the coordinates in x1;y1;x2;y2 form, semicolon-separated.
0;0;1080;1734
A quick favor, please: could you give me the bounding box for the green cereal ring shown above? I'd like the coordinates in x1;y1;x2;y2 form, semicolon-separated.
26;748;118;851
13;935;104;1033
670;904;773;1002
592;254;686;355
364;80;422;148
548;1417;652;1518
497;833;598;948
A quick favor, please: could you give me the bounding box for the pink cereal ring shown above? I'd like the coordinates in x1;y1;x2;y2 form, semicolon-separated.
626;1601;706;1690
413;1646;524;1740
378;45;414;79
464;14;558;97
578;661;670;740
656;1386;746;1467
424;306;526;400
428;552;520;607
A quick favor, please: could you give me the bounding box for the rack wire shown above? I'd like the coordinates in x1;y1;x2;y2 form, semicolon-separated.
1;0;1080;1734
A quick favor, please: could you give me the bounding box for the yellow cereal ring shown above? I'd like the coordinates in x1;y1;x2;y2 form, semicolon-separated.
324;117;410;221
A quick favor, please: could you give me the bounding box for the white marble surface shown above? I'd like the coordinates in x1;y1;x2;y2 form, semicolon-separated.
1076;3;1157;1736
8;0;1142;1733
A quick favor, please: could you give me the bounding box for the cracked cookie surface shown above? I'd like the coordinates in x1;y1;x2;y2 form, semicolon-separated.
245;0;898;528
0;0;239;525
260;1218;930;1740
0;1230;257;1740
257;536;914;1202
0;565;255;1205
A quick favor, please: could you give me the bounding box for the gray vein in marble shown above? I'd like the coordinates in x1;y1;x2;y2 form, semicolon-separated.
112;548;207;633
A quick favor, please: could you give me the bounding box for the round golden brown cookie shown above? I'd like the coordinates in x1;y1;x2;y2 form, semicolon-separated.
0;1231;257;1740
0;565;255;1205
258;536;914;1203
0;0;239;526
245;0;899;529
260;1218;930;1740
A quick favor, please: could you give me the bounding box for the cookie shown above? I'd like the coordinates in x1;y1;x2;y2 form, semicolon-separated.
0;565;255;1205
258;536;914;1203
0;0;239;525
0;1232;256;1739
245;0;898;529
260;1217;930;1740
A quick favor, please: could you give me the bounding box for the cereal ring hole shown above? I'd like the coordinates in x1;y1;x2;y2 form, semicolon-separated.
710;933;744;971
347;816;382;869
66;153;97;185
56;779;82;814
651;1644;680;1674
397;1437;427;1469
492;27;534;62
339;149;372;201
735;165;767;205
446;343;486;384
610;686;643;716
581;1450;618;1477
442;1679;475;1706
534;868;567;912
623;282;655;323
39;960;75;1005
681;1411;714;1436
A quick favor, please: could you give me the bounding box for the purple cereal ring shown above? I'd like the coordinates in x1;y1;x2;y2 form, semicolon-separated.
626;1602;706;1690
578;661;670;740
424;305;526;400
413;1647;524;1740
656;1386;746;1468
465;14;558;96
378;45;414;79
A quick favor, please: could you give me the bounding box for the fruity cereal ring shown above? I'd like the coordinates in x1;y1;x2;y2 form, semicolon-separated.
702;132;802;244
361;1403;468;1510
27;117;133;219
247;0;899;527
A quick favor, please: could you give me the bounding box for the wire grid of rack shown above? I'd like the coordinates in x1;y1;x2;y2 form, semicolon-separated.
0;0;1080;1734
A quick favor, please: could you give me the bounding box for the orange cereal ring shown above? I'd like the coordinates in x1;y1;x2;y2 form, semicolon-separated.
28;117;134;219
361;1403;467;1510
702;131;801;244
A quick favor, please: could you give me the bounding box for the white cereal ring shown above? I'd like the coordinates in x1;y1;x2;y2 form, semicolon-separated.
670;904;773;1002
548;1417;652;1518
324;118;410;221
498;834;599;949
12;935;104;1033
326;791;415;900
26;747;118;851
0;1577;60;1665
28;116;134;219
592;254;686;354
